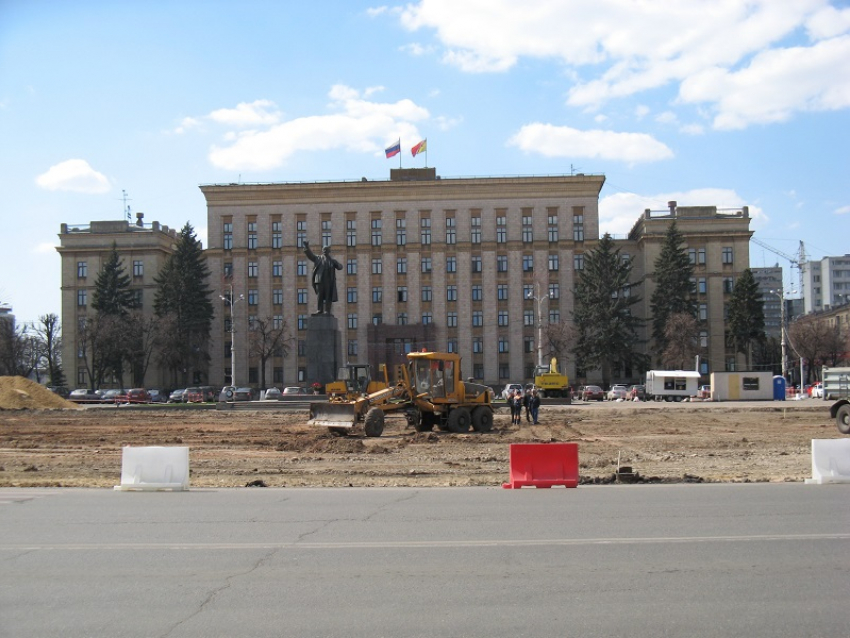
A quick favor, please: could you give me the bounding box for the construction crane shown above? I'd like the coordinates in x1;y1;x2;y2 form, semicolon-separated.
750;237;806;293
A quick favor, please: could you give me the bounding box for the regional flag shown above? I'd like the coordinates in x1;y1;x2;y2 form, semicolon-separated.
385;139;401;158
411;139;427;157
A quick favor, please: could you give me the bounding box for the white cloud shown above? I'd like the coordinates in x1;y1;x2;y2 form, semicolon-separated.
208;99;281;127
34;242;58;254
835;205;850;215
599;188;766;236
35;159;110;194
396;0;847;128
508;123;673;163
208;86;430;171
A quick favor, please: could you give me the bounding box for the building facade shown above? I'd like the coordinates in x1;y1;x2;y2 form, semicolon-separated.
751;266;784;339
56;215;178;389
802;254;850;313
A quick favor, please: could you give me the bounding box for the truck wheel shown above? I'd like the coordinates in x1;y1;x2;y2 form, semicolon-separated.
447;408;471;433
837;404;850;435
471;407;493;433
364;407;385;437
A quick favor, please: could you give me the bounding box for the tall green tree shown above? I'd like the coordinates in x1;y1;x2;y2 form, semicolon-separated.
572;234;645;388
650;222;695;360
154;223;214;386
727;269;765;370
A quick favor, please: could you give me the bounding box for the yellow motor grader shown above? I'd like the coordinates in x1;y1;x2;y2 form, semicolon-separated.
307;351;494;437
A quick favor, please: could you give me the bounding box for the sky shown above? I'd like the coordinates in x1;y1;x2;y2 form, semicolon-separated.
2;0;849;325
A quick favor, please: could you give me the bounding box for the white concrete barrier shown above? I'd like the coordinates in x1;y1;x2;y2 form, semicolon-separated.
805;439;850;484
114;446;189;491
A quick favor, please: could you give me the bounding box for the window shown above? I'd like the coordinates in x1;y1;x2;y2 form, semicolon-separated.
248;261;258;278
372;313;382;325
397;258;407;274
248;289;258;305
523;284;533;299
497;285;508;301
548;254;560;271
472;311;483;327
247;222;257;249
371;218;382;246
347;313;358;329
574;254;584;270
397;287;408;302
297;260;307;277
396;218;406;245
471;255;482;273
346;219;357;247
77;289;87;306
422;286;432;302
688;248;696;265
445;217;456;244
422;312;432;325
348;339;358;357
699;330;708;348
298;315;307;330
372;287;382;303
498;338;509;353
133;260;143;277
447;285;457;302
273;315;283;329
699;303;708;320
420;217;431;245
397;313;408;325
499;364;510;380
274;367;283;383
471;217;482;244
272;261;283;277
473;337;483;353
522;215;533;243
698;278;706;294
447;312;458;327
523;255;534;272
722;247;733;264
347;258;357;275
224;262;233;277
698;248;706;265
725;357;736;372
472;285;482;301
446;256;457;273
273;289;283;305
296;220;306;248
447;339;457;353
549;283;560;299
548;309;560;324
573;212;584;241
497;255;508;272
496;216;507;243
272;221;282;249
372;258;382;275
547;214;559;242
723;277;735;293
223;222;233;250
421;257;432;273
321;219;331;247
347;287;357;303
498;311;509;326
524;310;534;326
524;337;534;353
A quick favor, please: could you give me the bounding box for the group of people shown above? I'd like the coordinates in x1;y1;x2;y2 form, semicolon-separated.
507;387;541;425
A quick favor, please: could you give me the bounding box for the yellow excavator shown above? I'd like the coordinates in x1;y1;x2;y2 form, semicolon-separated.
308;351;494;437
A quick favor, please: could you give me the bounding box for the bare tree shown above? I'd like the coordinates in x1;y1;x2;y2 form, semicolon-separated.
788;317;835;384
661;312;700;369
0;320;36;378
247;316;293;390
544;321;576;372
36;313;65;387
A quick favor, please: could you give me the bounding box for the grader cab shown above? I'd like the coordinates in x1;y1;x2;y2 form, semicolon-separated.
307;351;494;437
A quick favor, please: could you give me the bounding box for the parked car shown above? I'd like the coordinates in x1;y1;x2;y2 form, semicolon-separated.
47;386;70;399
811;382;823;399
234;387;256;401
627;384;646;401
579;385;604;401
126;388;151;404
282;386;307;395
501;383;523;400
69;388;101;403
185;386;216;403
697;385;712;399
100;389;125;404
606;385;629;401
264;387;282;400
148;389;166;403
168;388;187;403
219;386;237;402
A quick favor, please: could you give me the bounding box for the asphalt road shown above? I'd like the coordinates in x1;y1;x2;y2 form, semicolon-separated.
1;485;848;638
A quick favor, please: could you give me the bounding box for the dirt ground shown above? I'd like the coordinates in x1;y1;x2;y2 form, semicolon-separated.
0;390;839;487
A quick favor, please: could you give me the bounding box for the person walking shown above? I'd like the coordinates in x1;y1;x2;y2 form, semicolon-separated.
509;390;521;425
530;388;541;424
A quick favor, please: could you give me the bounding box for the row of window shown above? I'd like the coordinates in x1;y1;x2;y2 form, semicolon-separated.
76;260;145;278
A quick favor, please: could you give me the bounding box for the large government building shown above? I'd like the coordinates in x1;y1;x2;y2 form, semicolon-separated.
59;168;755;391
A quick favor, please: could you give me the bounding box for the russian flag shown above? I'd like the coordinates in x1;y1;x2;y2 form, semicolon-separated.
385;139;401;158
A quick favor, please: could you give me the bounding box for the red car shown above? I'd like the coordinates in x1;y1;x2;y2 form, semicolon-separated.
126;388;151;404
580;385;604;401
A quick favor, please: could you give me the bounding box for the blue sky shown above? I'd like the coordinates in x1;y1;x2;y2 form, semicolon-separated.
2;0;849;325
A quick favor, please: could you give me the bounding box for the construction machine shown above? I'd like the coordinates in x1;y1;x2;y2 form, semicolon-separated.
324;363;388;401
307;351;495;437
533;357;571;400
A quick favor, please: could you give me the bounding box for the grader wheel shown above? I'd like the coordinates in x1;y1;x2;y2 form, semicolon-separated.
447;407;472;433
364;407;385;437
471;407;493;433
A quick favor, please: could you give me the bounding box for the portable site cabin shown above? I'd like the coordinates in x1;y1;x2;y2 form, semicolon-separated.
645;370;701;401
709;371;774;401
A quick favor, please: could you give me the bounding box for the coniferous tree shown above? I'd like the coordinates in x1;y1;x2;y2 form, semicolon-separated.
572;234;646;388
650;222;695;360
727;268;765;370
154;223;214;386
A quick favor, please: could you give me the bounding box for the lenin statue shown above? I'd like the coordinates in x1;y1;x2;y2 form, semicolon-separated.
303;240;343;315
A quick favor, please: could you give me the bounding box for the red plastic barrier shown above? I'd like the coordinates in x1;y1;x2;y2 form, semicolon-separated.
502;443;579;489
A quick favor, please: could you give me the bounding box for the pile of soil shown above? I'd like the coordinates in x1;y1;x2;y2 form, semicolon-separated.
0;400;837;488
0;376;79;410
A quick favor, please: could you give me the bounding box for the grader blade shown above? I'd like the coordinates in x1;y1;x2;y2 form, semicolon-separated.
307;401;358;429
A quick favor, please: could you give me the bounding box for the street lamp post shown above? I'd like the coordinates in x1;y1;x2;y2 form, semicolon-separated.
527;281;550;369
220;283;244;387
769;288;788;381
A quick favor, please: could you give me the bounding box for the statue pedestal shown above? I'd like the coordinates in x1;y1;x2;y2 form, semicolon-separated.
305;314;341;387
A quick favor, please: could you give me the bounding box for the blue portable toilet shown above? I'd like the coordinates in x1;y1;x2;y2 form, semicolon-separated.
773;375;786;401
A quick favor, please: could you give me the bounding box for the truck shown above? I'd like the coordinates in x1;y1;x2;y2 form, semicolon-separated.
533;357;571;400
308;351;495;437
324;363;388;401
822;367;850;401
645;370;701;401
